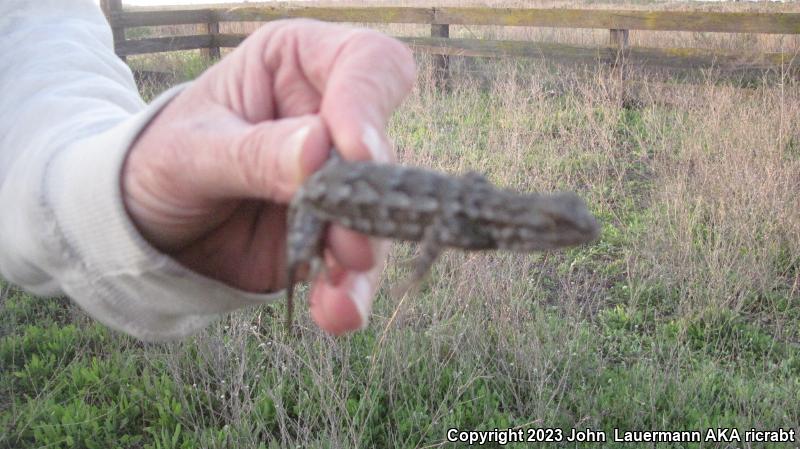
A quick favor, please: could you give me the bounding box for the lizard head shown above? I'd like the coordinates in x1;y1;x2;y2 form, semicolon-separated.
489;191;600;252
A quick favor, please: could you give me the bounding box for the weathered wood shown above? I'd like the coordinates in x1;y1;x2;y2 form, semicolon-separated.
101;0;126;61
111;9;213;27
431;24;450;87
210;33;799;72
116;35;214;56
112;5;800;77
99;0;113;23
401;37;611;63
120;31;798;75
213;7;433;24
399;37;800;72
608;29;629;83
609;28;630;73
431;8;800;34
202;21;221;60
214;34;247;48
627;46;799;71
610;29;629;49
115;7;800;34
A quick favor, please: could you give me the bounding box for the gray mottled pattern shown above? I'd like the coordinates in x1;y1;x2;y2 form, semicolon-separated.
283;150;600;330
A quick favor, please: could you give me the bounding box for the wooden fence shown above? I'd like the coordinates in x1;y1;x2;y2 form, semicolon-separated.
100;1;800;79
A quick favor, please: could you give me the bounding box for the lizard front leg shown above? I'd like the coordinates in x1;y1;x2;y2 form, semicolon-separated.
392;222;443;298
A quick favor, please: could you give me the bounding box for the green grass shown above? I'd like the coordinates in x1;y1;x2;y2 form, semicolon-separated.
2;54;799;448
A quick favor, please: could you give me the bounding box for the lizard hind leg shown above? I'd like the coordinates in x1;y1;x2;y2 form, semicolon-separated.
285;258;325;331
391;226;442;299
286;264;298;331
285;201;328;332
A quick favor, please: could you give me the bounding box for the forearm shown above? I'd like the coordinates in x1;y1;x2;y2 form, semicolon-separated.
0;0;279;340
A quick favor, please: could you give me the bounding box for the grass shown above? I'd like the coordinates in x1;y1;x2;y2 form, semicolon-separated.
3;44;800;448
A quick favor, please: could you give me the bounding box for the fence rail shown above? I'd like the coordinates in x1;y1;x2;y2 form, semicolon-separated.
100;2;800;77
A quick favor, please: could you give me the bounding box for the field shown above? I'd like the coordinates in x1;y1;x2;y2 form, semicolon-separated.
2;12;800;448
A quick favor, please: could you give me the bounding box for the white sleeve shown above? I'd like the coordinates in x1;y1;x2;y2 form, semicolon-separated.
0;0;281;341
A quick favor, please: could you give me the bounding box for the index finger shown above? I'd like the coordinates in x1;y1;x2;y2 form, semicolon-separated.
295;22;417;161
206;19;415;164
270;21;414;272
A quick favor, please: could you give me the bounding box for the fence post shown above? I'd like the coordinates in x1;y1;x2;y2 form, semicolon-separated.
609;28;629;94
609;29;629;50
609;29;629;69
201;11;221;61
610;28;629;70
100;0;126;61
431;23;450;88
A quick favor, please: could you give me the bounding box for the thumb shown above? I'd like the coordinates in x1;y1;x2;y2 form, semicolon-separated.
199;114;330;202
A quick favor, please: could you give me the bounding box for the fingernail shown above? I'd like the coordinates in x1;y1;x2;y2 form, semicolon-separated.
285;124;311;183
348;272;372;329
362;125;391;163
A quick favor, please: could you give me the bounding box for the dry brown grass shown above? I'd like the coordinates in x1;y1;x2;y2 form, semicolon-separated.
388;54;800;334
638;79;800;316
10;5;799;446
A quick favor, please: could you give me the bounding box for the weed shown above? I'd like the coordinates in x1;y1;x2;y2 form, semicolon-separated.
2;29;800;447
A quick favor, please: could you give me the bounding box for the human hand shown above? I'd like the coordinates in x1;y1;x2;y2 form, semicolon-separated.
121;19;415;334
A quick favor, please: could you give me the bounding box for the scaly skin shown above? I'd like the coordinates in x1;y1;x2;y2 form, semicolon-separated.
285;151;600;330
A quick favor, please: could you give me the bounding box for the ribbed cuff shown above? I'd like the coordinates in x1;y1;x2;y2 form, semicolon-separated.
45;83;282;341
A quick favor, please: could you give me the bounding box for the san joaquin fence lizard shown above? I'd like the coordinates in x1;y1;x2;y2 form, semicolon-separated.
285;151;600;330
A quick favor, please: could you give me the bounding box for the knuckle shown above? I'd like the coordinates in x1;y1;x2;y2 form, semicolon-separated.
231;128;278;198
350;30;416;88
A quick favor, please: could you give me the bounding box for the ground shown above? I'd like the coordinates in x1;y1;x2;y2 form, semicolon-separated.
1;48;799;448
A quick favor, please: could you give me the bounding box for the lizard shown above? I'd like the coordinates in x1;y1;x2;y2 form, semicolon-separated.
284;150;600;330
